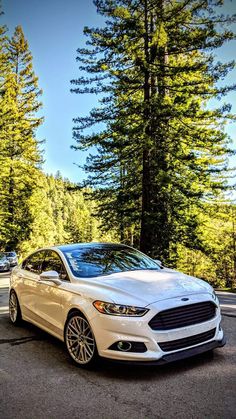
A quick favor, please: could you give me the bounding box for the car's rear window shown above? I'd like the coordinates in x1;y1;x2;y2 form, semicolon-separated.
62;246;160;278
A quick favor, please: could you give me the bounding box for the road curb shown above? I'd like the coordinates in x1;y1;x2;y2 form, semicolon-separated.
222;312;236;318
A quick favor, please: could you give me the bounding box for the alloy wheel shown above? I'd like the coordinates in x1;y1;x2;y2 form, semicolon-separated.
9;291;18;323
65;315;96;365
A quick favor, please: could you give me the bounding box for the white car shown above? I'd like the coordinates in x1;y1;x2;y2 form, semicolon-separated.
9;243;225;368
5;251;18;267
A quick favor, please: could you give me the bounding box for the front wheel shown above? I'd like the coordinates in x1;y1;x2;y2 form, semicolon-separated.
64;312;98;368
9;290;22;325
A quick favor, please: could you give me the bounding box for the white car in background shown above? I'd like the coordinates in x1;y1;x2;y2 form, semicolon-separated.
0;252;10;272
5;251;18;267
9;243;225;368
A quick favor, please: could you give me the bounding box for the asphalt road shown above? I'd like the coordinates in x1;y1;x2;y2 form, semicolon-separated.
215;291;236;317
0;273;236;419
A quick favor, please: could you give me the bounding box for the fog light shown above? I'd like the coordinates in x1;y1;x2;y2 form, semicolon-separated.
108;341;147;352
117;341;132;352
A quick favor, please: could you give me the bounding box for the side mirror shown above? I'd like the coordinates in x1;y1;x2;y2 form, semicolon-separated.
39;270;62;285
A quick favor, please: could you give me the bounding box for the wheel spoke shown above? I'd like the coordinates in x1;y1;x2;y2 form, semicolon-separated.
79;346;84;362
78;318;83;332
85;341;94;348
84;336;94;342
82;320;87;333
82;346;87;361
69;340;79;350
83;325;90;334
75;344;81;358
9;293;18;322
68;324;79;337
75;317;82;332
68;335;78;343
84;344;93;357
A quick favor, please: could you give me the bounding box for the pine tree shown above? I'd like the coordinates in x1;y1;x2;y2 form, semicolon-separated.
0;25;43;251
72;0;236;262
0;20;10;247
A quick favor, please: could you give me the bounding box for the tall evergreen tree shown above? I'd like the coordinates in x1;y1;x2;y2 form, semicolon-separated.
0;17;10;246
0;25;43;250
72;0;236;261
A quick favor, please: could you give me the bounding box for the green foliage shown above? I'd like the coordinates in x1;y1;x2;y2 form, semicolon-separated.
0;20;115;258
0;25;43;251
72;0;236;263
20;173;116;258
177;203;236;288
0;2;235;291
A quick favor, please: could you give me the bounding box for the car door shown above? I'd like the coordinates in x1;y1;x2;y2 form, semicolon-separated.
19;251;45;321
36;250;70;338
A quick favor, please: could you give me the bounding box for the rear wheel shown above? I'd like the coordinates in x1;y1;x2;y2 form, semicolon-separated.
9;290;22;325
64;312;98;368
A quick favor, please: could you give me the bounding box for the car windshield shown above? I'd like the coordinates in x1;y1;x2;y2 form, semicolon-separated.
0;252;6;260
5;252;16;257
62;245;161;278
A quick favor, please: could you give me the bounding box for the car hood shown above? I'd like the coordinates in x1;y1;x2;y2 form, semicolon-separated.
74;269;213;306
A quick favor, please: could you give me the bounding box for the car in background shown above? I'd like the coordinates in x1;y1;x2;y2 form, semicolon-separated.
9;243;225;368
0;252;10;272
5;251;18;267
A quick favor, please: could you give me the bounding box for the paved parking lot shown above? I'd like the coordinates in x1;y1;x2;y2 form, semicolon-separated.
0;273;236;419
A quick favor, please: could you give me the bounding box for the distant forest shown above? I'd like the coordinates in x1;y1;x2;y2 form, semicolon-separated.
0;1;236;288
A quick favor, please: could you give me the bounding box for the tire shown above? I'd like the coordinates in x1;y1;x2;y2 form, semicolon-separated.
9;290;22;325
64;311;98;368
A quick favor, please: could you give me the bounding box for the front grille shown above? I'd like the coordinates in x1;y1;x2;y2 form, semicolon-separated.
158;328;216;352
149;301;216;331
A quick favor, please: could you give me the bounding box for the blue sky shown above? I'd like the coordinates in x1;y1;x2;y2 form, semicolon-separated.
2;0;236;184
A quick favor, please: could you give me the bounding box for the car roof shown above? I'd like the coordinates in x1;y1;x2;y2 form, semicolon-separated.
22;243;133;261
56;242;131;252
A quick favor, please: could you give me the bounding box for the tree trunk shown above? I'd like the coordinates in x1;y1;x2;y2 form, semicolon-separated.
140;0;171;261
140;0;152;255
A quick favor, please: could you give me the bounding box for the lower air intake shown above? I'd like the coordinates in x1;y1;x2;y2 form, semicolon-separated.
158;328;216;352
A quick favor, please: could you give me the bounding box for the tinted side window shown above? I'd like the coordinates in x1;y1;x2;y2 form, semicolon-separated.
22;258;28;269
42;251;68;281
23;251;45;274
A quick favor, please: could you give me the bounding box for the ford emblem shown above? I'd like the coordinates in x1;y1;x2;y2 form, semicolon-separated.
181;297;189;301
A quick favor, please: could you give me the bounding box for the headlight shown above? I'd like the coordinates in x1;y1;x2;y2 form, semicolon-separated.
93;300;149;317
212;290;219;303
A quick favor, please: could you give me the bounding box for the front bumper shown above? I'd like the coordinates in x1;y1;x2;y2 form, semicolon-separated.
102;335;226;366
90;293;224;363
